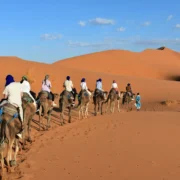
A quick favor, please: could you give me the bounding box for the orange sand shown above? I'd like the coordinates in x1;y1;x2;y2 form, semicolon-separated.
0;48;180;180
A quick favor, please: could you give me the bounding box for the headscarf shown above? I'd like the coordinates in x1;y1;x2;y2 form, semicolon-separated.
22;75;28;81
81;78;85;82
5;75;15;87
98;78;102;82
20;75;28;84
66;76;70;80
113;80;116;83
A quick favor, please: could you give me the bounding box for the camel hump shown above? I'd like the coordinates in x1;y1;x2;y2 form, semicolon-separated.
2;103;19;117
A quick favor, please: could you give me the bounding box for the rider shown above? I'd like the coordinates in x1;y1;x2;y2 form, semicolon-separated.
95;78;105;100
61;76;75;105
126;83;134;100
96;78;104;91
20;75;36;107
41;75;57;107
2;75;24;138
111;80;120;99
78;78;91;105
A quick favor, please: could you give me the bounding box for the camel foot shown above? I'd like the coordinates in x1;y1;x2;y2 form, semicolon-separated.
22;145;27;150
94;112;97;116
27;137;32;143
10;160;17;167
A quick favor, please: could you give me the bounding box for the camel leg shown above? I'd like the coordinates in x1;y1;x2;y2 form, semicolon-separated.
78;105;81;120
85;103;89;118
0;152;4;175
110;101;113;113
47;108;52;130
98;102;101;114
78;110;81;120
39;106;42;131
105;101;109;113
94;103;97;116
86;103;89;117
22;123;27;150
82;106;85;119
84;105;87;118
27;114;33;143
68;107;72;123
47;114;51;130
60;112;64;126
112;101;115;113
11;138;19;167
22;110;27;149
60;102;66;125
0;143;5;174
117;100;120;112
97;103;100;113
7;138;14;171
101;102;104;115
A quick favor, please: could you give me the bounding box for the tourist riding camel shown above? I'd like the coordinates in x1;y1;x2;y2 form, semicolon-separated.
78;78;91;106
126;83;134;100
60;76;76;106
94;78;105;100
111;80;120;99
41;75;57;107
20;75;36;107
1;75;24;138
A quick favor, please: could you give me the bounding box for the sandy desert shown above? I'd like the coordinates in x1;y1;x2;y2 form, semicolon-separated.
1;47;180;180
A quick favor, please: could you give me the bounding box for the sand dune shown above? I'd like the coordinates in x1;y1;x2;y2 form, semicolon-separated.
53;48;180;80
1;48;180;180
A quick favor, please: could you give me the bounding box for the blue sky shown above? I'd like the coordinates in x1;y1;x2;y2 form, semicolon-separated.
0;0;179;63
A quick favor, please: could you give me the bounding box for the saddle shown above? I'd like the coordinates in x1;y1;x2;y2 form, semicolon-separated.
82;90;89;97
39;91;49;102
94;89;103;97
22;92;34;103
0;103;19;117
62;90;74;100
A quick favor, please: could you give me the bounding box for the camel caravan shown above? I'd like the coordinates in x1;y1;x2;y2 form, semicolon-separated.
0;74;141;175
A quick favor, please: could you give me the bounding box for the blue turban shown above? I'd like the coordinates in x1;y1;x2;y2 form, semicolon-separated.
5;75;15;87
81;78;85;82
66;76;70;80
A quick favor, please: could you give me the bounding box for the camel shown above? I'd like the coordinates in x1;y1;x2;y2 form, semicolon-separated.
0;103;21;174
21;92;36;149
37;91;59;131
77;90;92;119
93;89;108;116
59;90;76;125
120;91;135;111
104;88;120;113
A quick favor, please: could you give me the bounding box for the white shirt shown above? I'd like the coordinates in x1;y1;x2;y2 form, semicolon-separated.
64;80;73;92
96;81;102;90
80;82;88;90
21;80;31;93
3;82;23;107
112;83;118;89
